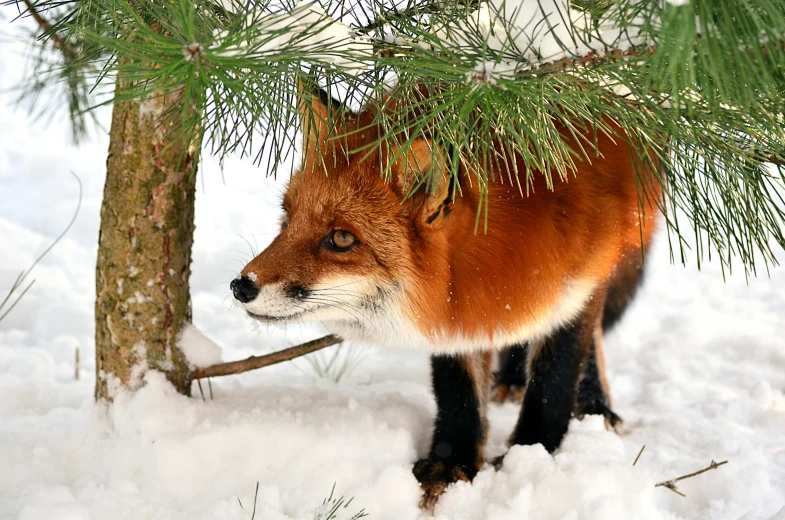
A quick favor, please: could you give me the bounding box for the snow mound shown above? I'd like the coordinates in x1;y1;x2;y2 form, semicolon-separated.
111;371;198;436
178;323;223;368
17;485;90;520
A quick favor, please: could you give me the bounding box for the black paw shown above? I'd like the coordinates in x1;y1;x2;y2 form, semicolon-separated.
412;459;474;512
491;381;526;403
577;402;625;434
489;454;506;470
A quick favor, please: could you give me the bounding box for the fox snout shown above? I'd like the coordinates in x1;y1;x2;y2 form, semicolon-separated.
230;273;306;321
230;276;259;303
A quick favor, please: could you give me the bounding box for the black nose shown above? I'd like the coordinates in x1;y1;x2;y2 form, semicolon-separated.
230;276;259;303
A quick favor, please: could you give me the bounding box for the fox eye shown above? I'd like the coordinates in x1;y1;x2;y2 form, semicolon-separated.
280;212;290;231
329;230;357;251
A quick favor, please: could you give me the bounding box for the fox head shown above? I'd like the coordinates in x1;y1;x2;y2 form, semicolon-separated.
231;82;455;346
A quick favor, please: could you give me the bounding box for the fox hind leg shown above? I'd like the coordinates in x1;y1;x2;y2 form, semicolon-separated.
415;352;492;511
507;291;604;453
575;326;624;432
494;339;623;432
577;247;652;432
492;343;528;403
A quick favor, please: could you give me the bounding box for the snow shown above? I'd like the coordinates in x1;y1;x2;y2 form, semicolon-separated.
468;60;519;88
17;486;90;520
2;16;785;520
179;323;223;368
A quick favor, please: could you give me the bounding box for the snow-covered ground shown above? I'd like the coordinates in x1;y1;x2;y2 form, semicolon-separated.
1;24;785;520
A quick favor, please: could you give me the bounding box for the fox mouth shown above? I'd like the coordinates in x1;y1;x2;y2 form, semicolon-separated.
245;310;306;322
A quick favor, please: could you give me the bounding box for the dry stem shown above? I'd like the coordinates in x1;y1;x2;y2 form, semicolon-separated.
632;445;645;466
0;172;80;324
197;378;206;402
655;460;728;497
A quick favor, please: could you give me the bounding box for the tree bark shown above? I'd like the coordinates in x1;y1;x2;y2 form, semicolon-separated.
95;82;199;400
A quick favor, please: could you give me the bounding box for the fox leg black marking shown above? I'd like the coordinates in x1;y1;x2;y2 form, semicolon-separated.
576;248;650;429
492;343;528;403
495;340;624;432
414;352;491;510
509;294;603;453
575;327;624;432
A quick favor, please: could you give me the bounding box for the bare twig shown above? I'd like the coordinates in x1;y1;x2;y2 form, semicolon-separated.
74;347;80;381
0;275;35;323
0;172;81;323
657;482;687;497
190;335;342;381
633;445;645;466
208;378;214;400
197;378;206;402
655;460;729;497
251;481;259;520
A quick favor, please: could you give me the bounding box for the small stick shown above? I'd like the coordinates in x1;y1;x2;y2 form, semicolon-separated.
251;481;259;520
74;347;80;381
658;482;687;497
190;335;341;381
633;445;645;466
655;460;728;497
196;378;206;402
208;378;214;400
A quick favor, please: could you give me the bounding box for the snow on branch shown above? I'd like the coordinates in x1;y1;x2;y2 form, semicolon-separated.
203;0;652;79
210;0;373;75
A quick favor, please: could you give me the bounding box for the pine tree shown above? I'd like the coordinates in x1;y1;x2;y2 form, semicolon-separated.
7;0;785;397
93;72;200;399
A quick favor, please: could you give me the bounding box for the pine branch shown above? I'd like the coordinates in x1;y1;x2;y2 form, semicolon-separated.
11;0;785;272
189;335;342;381
760;154;785;167
20;0;78;62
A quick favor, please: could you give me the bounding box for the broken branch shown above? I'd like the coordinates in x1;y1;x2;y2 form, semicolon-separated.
632;445;645;467
190;334;342;381
655;459;728;497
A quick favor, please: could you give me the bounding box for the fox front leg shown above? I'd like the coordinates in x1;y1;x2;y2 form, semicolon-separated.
414;352;491;511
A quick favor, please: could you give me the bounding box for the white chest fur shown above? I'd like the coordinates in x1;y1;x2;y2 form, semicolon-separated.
325;277;597;353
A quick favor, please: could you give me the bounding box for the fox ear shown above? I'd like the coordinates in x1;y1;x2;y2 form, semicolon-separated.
391;138;452;225
297;77;344;165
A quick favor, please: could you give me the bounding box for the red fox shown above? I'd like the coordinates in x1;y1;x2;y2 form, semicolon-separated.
231;81;661;508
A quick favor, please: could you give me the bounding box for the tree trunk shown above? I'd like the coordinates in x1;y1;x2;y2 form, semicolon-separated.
94;83;199;400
